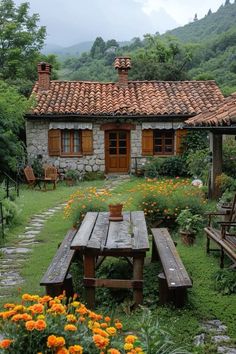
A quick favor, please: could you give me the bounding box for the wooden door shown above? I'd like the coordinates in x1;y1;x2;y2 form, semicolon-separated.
105;131;130;173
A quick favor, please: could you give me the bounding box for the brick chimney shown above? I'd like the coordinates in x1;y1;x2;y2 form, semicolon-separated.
114;57;131;87
37;62;51;91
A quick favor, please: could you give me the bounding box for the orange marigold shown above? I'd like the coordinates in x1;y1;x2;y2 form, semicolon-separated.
93;334;109;349
125;335;137;344
29;303;44;314
56;347;69;354
47;335;58;348
66;314;77;323
35;319;47;331
115;322;123;330
107;349;121;354
68;344;83;353
25;320;36;331
106;327;117;336
64;324;77;331
0;339;13;349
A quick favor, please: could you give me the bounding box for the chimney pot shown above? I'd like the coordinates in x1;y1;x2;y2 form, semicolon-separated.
114;57;131;87
37;62;51;91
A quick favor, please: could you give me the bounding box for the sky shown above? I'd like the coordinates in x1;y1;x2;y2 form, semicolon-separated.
13;0;226;47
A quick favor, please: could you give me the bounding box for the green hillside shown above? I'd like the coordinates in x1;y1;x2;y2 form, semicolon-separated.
167;1;236;43
59;1;236;95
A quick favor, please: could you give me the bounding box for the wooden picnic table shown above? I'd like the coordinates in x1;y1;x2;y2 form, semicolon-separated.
71;211;149;309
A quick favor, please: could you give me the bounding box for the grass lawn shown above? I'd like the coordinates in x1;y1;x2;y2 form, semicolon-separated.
1;177;236;353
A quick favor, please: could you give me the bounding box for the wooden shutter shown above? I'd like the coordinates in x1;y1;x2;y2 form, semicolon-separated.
82;129;93;155
48;129;61;156
142;129;153;155
175;129;188;155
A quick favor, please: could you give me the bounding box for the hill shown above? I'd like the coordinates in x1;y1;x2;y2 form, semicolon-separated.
167;1;236;43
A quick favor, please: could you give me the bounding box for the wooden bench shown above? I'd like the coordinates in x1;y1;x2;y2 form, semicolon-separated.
205;193;236;268
40;229;77;297
152;228;192;307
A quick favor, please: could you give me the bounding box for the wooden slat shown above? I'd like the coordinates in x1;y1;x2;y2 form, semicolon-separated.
105;212;132;250
40;229;77;285
84;278;143;289
205;227;236;262
71;212;98;249
86;212;109;250
152;228;192;289
131;211;149;251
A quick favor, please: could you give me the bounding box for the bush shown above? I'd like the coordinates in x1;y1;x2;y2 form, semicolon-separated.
137;179;206;228
159;156;188;177
2;198;20;226
65;169;79;181
186;148;210;183
83;171;105;181
144;157;164;178
215;173;235;193
223;136;236;178
214;269;236;295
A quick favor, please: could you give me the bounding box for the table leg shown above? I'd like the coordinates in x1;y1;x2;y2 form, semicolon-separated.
84;254;95;309
133;255;144;306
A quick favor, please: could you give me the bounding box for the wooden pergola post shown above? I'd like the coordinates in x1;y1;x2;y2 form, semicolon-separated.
209;132;222;199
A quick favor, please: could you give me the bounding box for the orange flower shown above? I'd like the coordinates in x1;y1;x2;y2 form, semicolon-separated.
104;316;111;322
25;320;36;331
22;313;33;321
93;334;109;349
66;314;77;323
0;339;13;349
39;295;52;304
47;335;58;348
100;322;108;329
106;327;117;336
64;324;77;331
3;303;15;309
29;303;44;314
56;337;66;348
56;347;69;354
35;319;47;331
125;335;137;344
93;328;109;337
68;345;83;353
115;322;123;330
50;303;66;314
108;349;121;354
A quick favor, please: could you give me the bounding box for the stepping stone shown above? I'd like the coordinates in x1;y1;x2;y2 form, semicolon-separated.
25;230;41;235
218;347;236;353
193;334;205;347
18;234;36;240
1;247;31;255
19;241;39;246
29;223;44;228
212;336;231;344
0;277;24;286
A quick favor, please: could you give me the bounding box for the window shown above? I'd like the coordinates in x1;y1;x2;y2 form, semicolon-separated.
153;130;174;155
61;130;81;155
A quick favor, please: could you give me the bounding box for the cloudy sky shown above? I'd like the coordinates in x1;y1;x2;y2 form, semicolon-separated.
14;0;225;47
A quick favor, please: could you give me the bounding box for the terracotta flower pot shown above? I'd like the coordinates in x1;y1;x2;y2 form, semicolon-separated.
180;230;195;246
109;204;123;221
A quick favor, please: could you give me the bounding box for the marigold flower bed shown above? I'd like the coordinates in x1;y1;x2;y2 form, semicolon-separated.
0;293;144;354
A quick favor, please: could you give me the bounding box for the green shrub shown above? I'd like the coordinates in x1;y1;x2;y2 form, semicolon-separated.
214;269;236;295
186;148;210;182
144;157;164;178
2;198;20;225
223;136;236;178
215;173;235;193
65;169;79;181
31;158;44;177
159;156;188;177
83;171;105;181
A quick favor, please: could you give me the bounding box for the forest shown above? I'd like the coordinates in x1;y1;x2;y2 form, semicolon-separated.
60;0;236;96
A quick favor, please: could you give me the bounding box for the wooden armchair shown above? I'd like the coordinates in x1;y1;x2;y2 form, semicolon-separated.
24;166;41;189
205;193;236;268
44;166;58;190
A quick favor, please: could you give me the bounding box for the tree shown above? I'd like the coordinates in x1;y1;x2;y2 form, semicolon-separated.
225;0;230;5
106;39;119;50
194;13;198;21
90;37;106;58
0;80;31;174
207;9;212;15
0;0;46;83
129;35;192;81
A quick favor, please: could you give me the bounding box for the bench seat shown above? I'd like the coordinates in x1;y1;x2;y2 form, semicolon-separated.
40;229;77;297
152;228;192;307
205;226;236;268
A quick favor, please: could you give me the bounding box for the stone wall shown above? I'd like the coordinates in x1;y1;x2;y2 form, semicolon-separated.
26;119;147;174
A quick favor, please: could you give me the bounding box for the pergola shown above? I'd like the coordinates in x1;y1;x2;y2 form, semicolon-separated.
185;92;236;199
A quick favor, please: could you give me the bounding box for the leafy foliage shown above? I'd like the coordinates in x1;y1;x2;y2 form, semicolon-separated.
0;80;30;173
214;269;236;295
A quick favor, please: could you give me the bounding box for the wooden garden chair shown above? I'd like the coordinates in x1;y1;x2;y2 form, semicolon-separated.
24;166;42;189
44;165;58;190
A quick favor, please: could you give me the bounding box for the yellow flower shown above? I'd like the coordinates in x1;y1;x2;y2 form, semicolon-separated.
124;343;133;351
106;327;117;336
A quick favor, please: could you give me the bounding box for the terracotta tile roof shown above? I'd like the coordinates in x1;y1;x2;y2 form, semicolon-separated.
186;92;236;126
114;57;131;70
29;80;224;117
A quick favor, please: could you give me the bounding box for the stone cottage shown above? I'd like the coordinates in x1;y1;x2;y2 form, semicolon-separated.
25;57;224;174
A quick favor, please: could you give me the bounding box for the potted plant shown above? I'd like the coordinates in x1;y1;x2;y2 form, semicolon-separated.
176;209;203;246
64;169;79;186
108;196;123;221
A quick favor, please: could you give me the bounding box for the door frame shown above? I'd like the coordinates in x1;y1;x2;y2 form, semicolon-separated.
104;129;131;174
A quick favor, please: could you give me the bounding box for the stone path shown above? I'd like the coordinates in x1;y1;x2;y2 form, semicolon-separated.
0;204;66;300
194;319;236;353
0;175;130;301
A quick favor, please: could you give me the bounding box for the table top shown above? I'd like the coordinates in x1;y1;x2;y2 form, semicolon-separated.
71;211;149;253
